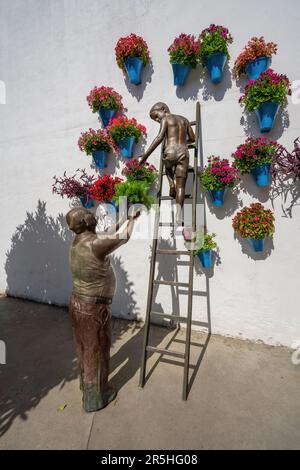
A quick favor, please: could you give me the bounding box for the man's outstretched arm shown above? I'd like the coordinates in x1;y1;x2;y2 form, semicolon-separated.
138;118;167;165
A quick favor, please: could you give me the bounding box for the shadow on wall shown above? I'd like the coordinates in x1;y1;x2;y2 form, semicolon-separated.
200;62;233;102
5;200;73;305
270;178;300;218
110;254;140;319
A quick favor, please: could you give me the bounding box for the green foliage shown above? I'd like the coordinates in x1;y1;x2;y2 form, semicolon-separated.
242;81;288;112
200;32;230;63
113;180;155;210
195;233;218;254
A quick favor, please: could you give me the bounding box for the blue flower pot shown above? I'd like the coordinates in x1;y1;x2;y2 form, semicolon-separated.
80;196;94;209
172;63;191;86
247;238;265;252
208;189;227;206
205;52;227;84
245;56;271;80
251;163;271;187
92;150;108;169
255;102;280;133
99;108;116;127
124;57;144;85
197;250;213;268
116;136;135;158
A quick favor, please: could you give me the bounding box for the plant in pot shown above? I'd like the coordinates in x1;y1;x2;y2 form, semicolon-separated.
168;33;200;86
199;156;239;206
107;116;146;158
239;69;291;132
86;86;124;127
89;175;123;212
78;128;118;169
194;233;218;268
233;36;277;80
122;159;158;186
271;137;300;182
115;33;150;85
232;202;275;252
113;180;155;213
232;137;280;187
199;24;233;84
52;169;96;208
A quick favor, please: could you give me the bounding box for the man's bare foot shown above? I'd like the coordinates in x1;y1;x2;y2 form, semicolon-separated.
169;186;176;198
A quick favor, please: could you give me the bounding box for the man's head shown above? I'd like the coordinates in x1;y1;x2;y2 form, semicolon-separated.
149;102;170;122
66;207;97;234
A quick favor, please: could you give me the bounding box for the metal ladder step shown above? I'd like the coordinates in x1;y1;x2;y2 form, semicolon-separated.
156;249;189;255
146;346;185;359
151;311;186;322
153;280;189;287
160;194;192;201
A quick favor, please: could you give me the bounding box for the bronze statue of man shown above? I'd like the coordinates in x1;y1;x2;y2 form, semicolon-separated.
139;102;195;224
66;207;139;412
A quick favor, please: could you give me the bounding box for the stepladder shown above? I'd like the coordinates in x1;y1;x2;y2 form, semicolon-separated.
139;101;204;400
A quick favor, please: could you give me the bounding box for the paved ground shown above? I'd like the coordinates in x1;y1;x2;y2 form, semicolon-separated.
0;296;299;450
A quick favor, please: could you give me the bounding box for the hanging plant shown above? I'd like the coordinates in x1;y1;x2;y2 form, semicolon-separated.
113;180;155;210
232;137;280;187
232;203;275;252
168;33;200;86
194;233;218;269
107;116;147;158
199;156;239;206
199;24;233;84
52;169;96;208
86;86;124;127
77;128;118;169
122;159;158;186
239;69;291;132
89;175;123;203
115;34;150;85
233;36;277;80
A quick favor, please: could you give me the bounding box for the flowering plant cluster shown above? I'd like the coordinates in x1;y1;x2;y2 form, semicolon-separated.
89;175;123;203
113;180;155;210
239;69;291;112
199;156;239;190
199;24;233;64
77;128;118;155
52;169;96;200
122;159;158;186
168;34;200;68
232;137;279;174
86;86;124;113
233;37;277;78
115;34;150;70
107;116;146;143
232;203;275;239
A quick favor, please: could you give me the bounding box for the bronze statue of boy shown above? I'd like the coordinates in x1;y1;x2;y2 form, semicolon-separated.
139;102;195;224
66;207;139;412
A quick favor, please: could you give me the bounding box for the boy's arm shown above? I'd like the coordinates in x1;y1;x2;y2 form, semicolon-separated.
138;118;167;165
187;121;195;143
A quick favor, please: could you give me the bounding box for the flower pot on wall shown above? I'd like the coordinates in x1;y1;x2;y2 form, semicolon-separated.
205;52;227;84
197;249;213;268
99;108;116;128
245;56;271;80
171;63;191;86
80;196;94;209
116;136;135;158
92;150;108;169
251;163;271;187
124;57;144;85
255;102;280;132
208;188;227;206
247;238;265;252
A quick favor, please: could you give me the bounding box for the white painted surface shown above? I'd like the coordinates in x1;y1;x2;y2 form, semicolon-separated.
0;0;299;346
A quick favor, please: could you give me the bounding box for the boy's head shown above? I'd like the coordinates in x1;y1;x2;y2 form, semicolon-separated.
149;102;170;122
66;207;97;234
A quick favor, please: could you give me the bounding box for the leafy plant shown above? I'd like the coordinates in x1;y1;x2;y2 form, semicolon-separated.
233;36;277;78
168;33;200;68
77;128;117;155
195;233;218;254
115;33;150;70
199;156;239;190
232;203;275;239
271;138;300;182
199;24;233;64
239;69;291;112
232;137;279;174
52;169;96;200
89;175;123;203
86;86;123;113
107;116;146;143
122;159;158;186
113;180;155;210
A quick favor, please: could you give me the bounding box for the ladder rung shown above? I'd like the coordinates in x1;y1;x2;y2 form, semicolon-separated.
188;143;196;149
151;311;186;322
153;280;189;287
156;249;189;255
146;346;185;359
160;194;192;201
159;222;175;227
190;120;196;125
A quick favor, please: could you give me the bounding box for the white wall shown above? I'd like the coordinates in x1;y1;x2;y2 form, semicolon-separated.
0;0;300;346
